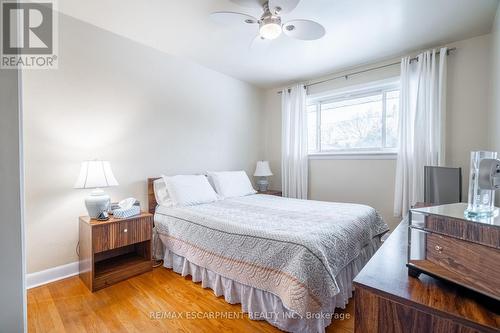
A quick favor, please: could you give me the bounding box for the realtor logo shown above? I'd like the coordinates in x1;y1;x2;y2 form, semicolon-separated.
1;0;58;68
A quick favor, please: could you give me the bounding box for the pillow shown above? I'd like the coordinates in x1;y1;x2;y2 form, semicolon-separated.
163;175;219;206
207;171;257;198
153;177;173;207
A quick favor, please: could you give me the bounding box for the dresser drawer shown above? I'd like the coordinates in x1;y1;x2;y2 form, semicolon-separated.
108;219;152;250
425;232;500;298
93;218;153;253
425;215;500;249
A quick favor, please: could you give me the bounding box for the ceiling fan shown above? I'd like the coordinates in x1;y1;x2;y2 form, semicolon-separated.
210;0;326;41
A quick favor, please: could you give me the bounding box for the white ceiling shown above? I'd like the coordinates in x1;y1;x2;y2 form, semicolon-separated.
58;0;499;88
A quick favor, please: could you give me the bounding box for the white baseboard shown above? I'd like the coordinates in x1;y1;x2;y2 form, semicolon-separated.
26;261;79;289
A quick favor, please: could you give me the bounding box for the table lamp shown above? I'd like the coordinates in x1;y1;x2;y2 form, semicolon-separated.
74;160;119;219
254;160;273;192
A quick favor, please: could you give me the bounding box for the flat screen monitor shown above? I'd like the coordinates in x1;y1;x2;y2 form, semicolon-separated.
424;166;462;205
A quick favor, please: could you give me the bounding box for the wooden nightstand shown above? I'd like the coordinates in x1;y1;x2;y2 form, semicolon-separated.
79;212;153;292
257;190;282;196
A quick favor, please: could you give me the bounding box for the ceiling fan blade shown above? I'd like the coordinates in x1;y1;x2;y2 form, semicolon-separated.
210;11;258;26
230;0;266;8
283;19;325;40
268;0;300;14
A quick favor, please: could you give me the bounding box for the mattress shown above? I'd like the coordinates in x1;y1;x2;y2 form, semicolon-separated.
153;194;388;330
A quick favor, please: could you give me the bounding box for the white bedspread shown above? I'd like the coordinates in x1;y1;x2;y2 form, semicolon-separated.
154;194;388;322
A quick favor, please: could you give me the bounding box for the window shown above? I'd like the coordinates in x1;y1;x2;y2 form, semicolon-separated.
307;83;400;155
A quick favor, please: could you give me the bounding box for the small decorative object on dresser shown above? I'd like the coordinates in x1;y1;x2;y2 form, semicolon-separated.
257;190;282;196
465;151;500;218
74;160;119;219
79;212;153;292
253;160;273;192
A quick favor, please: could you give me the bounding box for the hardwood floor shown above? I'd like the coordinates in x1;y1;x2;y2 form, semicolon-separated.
28;267;354;333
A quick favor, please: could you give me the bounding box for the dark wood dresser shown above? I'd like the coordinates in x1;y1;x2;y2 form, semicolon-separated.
353;220;500;333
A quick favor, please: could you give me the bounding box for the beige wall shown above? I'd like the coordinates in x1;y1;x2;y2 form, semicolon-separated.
446;34;492;201
264;33;493;230
263;89;282;191
491;6;500;153
23;14;265;273
309;159;398;228
491;5;500;205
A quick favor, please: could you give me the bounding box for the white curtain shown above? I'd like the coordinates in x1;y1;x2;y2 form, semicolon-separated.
281;84;308;199
394;48;447;217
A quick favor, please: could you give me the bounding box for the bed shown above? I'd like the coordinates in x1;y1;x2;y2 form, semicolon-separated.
147;178;389;333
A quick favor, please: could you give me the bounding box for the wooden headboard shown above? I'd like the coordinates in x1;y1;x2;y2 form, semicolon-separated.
147;177;161;214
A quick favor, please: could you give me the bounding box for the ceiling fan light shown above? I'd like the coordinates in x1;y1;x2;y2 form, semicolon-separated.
259;15;282;40
260;22;282;39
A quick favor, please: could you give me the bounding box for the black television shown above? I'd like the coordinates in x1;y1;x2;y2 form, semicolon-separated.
424;166;462;205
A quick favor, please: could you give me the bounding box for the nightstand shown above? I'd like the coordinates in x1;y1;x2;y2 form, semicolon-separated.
78;212;153;292
257;190;282;196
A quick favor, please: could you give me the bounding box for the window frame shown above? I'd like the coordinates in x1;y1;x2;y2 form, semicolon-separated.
307;78;400;158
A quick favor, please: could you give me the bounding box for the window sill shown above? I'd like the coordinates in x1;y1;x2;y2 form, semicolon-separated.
308;151;398;160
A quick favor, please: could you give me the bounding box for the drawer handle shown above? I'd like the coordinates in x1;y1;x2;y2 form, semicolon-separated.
434;245;443;252
123;228;128;233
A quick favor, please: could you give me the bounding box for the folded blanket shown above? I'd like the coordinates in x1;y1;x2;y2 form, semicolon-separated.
154;194;388;316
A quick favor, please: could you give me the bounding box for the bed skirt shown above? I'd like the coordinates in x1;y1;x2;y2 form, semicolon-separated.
158;236;381;333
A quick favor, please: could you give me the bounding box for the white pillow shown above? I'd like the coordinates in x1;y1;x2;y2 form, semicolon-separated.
153;177;173;207
207;171;257;198
163;175;219;206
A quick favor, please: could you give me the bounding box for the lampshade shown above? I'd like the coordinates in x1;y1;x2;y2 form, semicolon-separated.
254;161;273;177
74;160;119;189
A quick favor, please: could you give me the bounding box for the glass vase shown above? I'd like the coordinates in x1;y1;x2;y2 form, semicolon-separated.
465;151;498;218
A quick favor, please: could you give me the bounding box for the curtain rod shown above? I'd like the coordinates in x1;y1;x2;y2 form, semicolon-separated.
277;47;456;94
